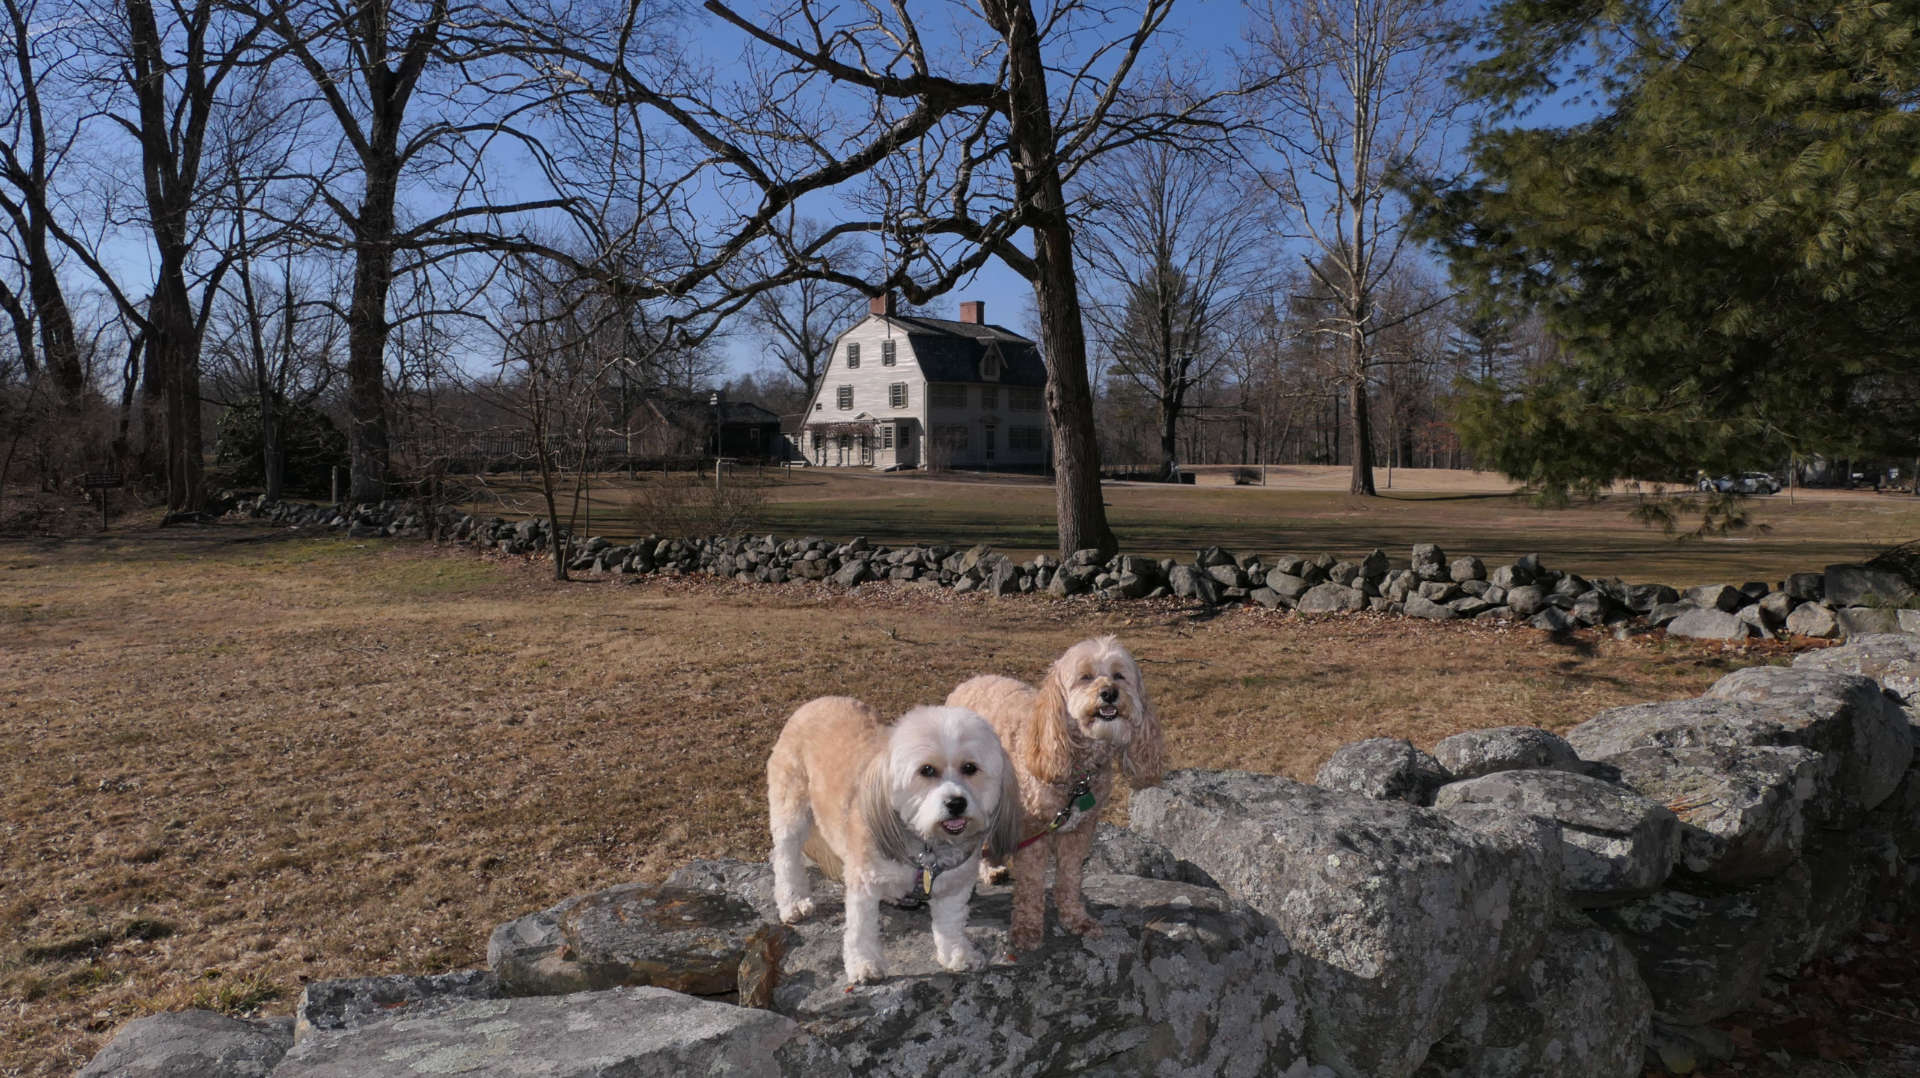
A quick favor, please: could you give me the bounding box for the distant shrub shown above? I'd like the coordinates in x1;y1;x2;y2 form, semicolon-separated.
1233;467;1261;486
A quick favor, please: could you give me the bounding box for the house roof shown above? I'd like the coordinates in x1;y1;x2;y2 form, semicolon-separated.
648;396;782;427
879;315;1047;387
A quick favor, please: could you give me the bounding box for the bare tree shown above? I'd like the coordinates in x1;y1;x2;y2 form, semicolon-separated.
248;0;610;504
1081;141;1273;479
746;224;865;404
1248;0;1470;494
0;0;86;404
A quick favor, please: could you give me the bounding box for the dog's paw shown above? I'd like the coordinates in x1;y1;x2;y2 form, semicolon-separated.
1063;914;1104;940
979;862;1012;886
937;940;986;972
845;957;884;984
777;898;815;923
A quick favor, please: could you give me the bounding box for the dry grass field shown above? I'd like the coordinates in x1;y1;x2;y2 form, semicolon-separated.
466;465;1920;586
0;522;1806;1075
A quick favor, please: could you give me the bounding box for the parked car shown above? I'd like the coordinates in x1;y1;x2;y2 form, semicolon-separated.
1697;472;1781;494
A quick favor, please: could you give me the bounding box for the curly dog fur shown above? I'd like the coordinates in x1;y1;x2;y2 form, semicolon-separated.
946;636;1164;953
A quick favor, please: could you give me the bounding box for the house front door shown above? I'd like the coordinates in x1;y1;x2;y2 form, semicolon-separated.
983;421;997;464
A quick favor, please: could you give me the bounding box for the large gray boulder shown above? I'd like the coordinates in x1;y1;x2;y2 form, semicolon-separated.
1131;770;1555;1078
1413;918;1651;1078
1824;563;1918;609
1770;831;1904;973
1836;606;1904;638
272;986;831;1078
488;880;769;997
1084;822;1219;888
1296;582;1368;613
1797;630;1920;699
1404;594;1460;621
1598;743;1820;883
1315;737;1452;805
1664;607;1752;641
1432;726;1581;781
1705;665;1913;818
654;859;1325;1077
1433;770;1678;905
1784;602;1839;638
1589;872;1808;1025
77;1010;292;1078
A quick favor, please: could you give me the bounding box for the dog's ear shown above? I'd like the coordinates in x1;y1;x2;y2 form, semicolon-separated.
985;752;1024;860
1121;654;1165;787
1030;660;1077;785
857;756;913;864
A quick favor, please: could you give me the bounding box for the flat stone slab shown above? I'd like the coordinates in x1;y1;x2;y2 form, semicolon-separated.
1433;770;1678;904
77;1010;291;1078
1132;769;1554;1078
1600;743;1820;883
271;986;827;1078
488;880;767;997
295;970;500;1038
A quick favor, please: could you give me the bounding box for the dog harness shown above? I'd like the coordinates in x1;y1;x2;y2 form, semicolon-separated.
1014;771;1098;851
893;843;976;910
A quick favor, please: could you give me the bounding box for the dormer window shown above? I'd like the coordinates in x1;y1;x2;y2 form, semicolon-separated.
846;342;860;369
981;347;1002;380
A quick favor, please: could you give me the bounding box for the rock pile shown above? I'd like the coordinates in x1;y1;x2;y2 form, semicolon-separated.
226;496;1920;642
78;634;1920;1078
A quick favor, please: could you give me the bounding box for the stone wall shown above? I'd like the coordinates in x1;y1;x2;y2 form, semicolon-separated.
228;495;1920;641
80;634;1920;1077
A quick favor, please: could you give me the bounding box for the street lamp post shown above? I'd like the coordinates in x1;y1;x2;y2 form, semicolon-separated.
710;392;722;492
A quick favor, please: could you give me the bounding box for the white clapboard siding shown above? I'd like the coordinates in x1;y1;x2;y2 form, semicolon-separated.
799;314;1050;469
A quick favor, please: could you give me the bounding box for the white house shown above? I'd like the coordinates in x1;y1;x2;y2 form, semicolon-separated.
799;295;1051;470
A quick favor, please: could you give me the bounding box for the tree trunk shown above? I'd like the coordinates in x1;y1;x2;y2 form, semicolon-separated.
346;172;398;504
152;265;202;510
1159;395;1179;480
985;0;1116;557
1347;367;1376;496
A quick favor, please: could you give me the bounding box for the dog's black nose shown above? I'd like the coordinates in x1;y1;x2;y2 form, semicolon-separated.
1099;686;1119;704
944;796;968;817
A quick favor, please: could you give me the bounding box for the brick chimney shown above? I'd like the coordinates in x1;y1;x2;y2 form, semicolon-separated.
869;292;896;317
959;300;985;324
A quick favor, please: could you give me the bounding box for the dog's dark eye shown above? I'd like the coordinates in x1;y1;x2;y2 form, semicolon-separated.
1079;672;1093;682
961;762;979;776
918;764;937;778
1113;671;1126;681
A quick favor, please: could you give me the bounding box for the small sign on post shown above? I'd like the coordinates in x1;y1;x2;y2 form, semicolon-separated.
82;471;124;530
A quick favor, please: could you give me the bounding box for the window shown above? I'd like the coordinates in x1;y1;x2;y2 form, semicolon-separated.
814;401;823;411
889;382;908;408
982;354;1001;379
1010;425;1043;451
881;425;894;449
836;385;853;410
931;384;966;408
846;342;860;368
979;385;998;409
811;432;823;450
1010;387;1042;412
881;340;896;366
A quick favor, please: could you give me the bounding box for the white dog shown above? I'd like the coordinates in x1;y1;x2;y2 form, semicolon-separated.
948;636;1163;954
766;697;1019;984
